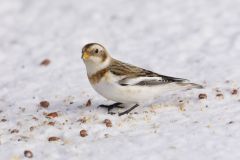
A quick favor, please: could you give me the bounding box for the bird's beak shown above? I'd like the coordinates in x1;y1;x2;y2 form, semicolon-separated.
82;52;90;60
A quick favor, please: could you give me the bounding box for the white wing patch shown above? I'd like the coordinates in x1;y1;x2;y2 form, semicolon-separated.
119;76;165;86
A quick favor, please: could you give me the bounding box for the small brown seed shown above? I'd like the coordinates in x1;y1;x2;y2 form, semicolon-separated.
46;112;58;118
10;129;19;134
216;93;224;99
103;119;111;124
103;119;112;127
40;59;51;66
1;119;7;122
48;137;60;141
48;122;55;126
29;126;34;131
231;89;238;95
32;117;38;121
199;94;207;100
80;130;88;137
78;117;87;123
24;150;33;158
40;101;49;108
85;99;92;107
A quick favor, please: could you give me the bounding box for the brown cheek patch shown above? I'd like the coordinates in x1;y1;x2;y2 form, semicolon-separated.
88;68;109;84
101;53;107;62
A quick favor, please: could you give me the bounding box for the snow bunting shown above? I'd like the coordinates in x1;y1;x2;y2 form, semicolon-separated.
82;43;203;116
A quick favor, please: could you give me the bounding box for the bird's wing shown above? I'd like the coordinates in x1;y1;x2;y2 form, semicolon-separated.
109;59;189;86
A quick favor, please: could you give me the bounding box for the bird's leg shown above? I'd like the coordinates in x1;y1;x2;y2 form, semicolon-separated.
98;103;124;113
118;104;139;116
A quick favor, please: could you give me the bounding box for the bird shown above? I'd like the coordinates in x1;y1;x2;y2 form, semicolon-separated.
82;43;203;116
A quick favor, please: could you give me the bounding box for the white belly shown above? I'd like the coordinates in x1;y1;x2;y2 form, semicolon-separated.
90;76;171;104
92;82;154;104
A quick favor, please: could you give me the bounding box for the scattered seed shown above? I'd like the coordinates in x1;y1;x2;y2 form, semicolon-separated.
46;112;58;118
40;101;49;108
29;126;34;132
225;80;230;83
24;150;33;158
199;93;207;100
216;93;224;99
40;59;51;66
48;137;60;141
215;88;221;93
228;121;234;124
32;116;38;121
103;119;112;127
80;130;88;137
231;89;238;95
85;99;92;107
78;117;87;123
104;134;110;138
48;122;55;126
10;129;19;134
1;119;7;122
19;107;26;112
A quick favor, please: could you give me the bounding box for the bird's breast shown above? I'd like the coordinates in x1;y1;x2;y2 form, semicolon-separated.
88;68;109;84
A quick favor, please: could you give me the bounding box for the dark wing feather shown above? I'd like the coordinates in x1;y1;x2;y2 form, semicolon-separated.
109;59;189;86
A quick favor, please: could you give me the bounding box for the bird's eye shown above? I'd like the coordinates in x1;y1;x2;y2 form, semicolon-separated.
95;49;99;54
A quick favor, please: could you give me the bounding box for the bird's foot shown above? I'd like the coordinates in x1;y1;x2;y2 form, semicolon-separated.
98;103;124;114
118;104;139;116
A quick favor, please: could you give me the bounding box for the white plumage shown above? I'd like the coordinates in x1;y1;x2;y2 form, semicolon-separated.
82;43;203;115
90;71;195;104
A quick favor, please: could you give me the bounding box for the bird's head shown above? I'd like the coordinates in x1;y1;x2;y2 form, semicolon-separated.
82;43;109;63
82;43;111;75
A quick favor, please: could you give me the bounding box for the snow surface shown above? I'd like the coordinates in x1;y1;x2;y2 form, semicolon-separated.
0;0;240;159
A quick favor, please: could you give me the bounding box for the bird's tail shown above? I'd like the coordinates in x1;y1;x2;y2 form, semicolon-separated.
176;82;204;89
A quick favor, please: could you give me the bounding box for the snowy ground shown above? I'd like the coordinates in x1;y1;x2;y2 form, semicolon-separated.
0;0;240;159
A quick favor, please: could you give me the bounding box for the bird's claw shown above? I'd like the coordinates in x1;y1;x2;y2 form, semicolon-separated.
98;103;139;116
98;103;124;112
